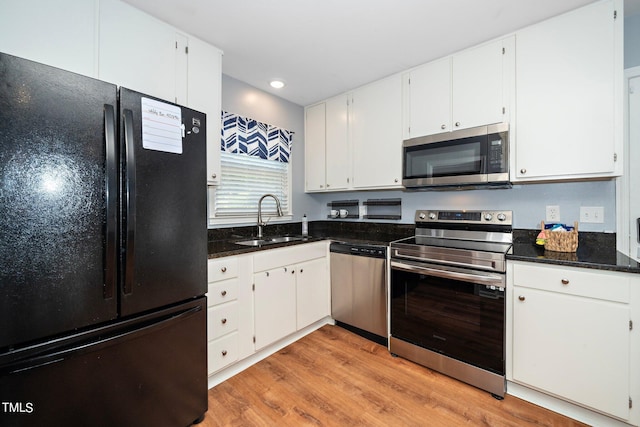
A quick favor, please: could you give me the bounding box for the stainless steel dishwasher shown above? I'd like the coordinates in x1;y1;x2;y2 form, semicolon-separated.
330;242;388;345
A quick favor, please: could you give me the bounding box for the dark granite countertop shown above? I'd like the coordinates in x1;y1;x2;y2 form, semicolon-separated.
208;220;412;259
208;222;640;274
508;229;640;274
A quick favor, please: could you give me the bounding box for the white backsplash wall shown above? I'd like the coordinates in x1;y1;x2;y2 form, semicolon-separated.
308;180;617;232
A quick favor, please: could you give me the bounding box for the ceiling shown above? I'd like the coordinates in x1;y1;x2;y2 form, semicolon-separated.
122;0;639;107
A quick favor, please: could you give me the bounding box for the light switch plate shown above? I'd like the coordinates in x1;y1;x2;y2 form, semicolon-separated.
580;206;604;223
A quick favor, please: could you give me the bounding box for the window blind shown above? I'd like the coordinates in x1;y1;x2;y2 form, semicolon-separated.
214;152;290;218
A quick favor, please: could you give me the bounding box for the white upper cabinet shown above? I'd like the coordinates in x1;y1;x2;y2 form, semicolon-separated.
325;95;350;190
305;95;350;192
186;36;223;185
0;0;97;77
351;74;403;189
99;0;185;103
403;38;510;140
403;57;451;138
452;38;508;131
304;102;327;192
513;0;622;182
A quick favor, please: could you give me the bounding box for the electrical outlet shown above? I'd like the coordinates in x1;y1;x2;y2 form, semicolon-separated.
546;205;560;222
580;206;604;223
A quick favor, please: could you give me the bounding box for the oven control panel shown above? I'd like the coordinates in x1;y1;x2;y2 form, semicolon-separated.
415;210;512;225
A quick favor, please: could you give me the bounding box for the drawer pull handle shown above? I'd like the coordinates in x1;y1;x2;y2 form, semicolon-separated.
561;279;570;285
221;290;227;297
221;350;227;356
221;318;227;324
518;295;526;301
221;266;227;273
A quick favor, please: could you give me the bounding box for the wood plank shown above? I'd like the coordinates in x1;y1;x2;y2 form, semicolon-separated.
200;325;586;426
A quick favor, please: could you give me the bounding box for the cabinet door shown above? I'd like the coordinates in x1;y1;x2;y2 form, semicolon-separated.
304;102;326;191
0;0;97;77
187;36;223;185
452;39;505;130
325;94;350;190
514;0;620;181
405;57;451;138
351;75;403;189
296;257;329;330
512;286;630;419
253;266;296;350
99;0;183;102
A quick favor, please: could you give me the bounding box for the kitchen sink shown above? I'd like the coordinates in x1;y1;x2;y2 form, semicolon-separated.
234;235;308;247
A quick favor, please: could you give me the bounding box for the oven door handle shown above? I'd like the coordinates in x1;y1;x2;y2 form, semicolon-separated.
390;260;505;287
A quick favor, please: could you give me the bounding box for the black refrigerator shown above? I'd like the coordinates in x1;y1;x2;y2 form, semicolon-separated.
0;53;208;426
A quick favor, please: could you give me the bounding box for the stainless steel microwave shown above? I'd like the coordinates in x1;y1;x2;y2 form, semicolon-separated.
402;123;509;190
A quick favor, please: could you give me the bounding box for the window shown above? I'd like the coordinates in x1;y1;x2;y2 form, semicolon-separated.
211;111;293;223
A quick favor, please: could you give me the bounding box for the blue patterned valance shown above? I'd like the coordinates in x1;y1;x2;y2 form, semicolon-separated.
221;111;293;163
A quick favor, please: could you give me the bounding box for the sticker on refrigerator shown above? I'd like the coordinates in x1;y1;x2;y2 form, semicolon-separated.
141;97;183;154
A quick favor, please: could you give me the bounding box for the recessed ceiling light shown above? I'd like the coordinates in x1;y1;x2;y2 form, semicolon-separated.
270;80;285;89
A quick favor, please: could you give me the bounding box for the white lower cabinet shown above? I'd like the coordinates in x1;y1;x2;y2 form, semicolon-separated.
296;257;330;330
254;265;297;350
507;261;638;425
208;242;330;379
206;255;253;375
253;242;330;350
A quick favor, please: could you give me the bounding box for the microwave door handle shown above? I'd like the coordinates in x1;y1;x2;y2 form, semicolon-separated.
390;260;504;287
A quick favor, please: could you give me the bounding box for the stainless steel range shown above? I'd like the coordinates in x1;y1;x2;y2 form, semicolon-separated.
389;210;512;397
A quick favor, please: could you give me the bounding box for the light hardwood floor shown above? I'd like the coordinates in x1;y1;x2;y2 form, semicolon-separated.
200;325;586;426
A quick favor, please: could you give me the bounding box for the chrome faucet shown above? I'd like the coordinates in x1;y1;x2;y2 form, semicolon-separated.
257;194;283;238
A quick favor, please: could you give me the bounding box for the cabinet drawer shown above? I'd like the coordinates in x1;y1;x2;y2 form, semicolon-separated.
207;332;239;374
207;302;239;341
207;278;239;307
512;262;629;303
253;241;327;272
208;257;238;282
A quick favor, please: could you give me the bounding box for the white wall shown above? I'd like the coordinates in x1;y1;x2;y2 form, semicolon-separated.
625;13;640;68
220;74;322;224
308;181;617;232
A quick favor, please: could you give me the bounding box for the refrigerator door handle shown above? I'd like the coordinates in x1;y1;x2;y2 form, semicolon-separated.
123;109;136;295
104;104;117;300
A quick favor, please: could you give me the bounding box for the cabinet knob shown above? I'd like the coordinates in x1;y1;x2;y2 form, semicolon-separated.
221;266;227;273
440;124;446;130
284;267;287;272
520;168;527;174
300;269;304;274
455;121;461;127
221;350;228;356
291;269;295;275
211;173;217;179
518;295;526;301
221;318;227;324
561;278;570;285
326;184;330;188
221;290;227;297
320;185;324;188
394;178;398;183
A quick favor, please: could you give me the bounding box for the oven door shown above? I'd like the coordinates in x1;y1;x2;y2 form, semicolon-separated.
390;259;505;375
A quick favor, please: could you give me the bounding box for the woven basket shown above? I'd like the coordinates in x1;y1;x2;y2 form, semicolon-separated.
542;221;578;253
